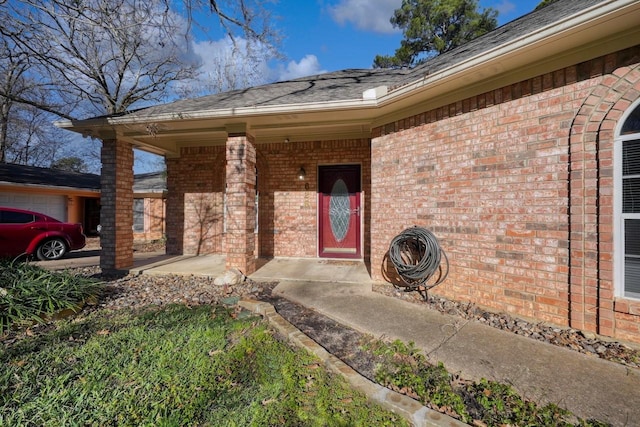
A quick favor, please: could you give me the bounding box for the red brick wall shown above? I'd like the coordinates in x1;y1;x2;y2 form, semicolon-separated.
569;51;640;342
371;47;640;343
166;146;225;255
225;135;257;274
100;139;134;270
256;139;370;259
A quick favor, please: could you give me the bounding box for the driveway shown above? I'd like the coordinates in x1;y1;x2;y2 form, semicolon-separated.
34;249;171;272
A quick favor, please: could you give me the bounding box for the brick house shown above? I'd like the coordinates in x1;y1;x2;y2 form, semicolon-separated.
0;163;166;242
59;0;640;343
0;163;101;233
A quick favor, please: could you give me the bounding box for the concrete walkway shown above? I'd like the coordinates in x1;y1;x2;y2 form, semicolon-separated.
269;282;640;426
247;259;640;427
34;250;172;272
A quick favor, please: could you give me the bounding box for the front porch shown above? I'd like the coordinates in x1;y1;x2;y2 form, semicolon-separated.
98;135;371;277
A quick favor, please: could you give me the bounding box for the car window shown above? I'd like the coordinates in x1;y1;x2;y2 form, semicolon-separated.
0;211;35;224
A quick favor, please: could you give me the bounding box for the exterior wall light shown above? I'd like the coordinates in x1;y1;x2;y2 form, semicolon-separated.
298;166;306;181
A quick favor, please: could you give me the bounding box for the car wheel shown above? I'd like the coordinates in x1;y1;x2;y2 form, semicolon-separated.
36;238;67;261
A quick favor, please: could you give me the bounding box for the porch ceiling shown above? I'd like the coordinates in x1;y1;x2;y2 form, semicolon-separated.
117;107;380;157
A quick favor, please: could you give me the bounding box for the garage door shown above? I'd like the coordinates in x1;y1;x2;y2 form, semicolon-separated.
0;192;67;221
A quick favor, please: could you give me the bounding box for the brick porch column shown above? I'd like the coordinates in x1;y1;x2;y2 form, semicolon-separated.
165;156;184;255
100;138;134;271
225;129;256;274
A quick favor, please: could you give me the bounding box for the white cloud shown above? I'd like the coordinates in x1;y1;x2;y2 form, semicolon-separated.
328;0;402;34
276;55;327;81
174;37;274;97
492;0;516;16
174;37;327;96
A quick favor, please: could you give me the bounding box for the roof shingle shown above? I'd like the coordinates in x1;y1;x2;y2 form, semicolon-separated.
119;0;605;120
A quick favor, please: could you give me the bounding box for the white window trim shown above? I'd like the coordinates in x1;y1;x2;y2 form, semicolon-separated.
614;98;640;300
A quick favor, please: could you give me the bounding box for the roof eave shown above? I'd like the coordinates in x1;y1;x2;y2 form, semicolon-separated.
55;98;380;137
0;181;101;194
373;0;640;123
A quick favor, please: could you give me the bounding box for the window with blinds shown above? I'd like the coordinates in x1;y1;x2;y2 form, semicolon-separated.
621;103;640;298
133;199;144;233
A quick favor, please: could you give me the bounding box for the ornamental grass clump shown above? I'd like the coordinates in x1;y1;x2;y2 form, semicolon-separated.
0;260;102;332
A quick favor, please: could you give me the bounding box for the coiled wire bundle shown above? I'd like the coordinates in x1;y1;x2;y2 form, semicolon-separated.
388;226;449;298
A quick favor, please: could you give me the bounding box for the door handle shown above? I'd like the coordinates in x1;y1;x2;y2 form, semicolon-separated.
351;207;360;216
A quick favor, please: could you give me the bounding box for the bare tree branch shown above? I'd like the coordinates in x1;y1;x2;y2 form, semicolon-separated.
1;0;281;117
0;0;281;167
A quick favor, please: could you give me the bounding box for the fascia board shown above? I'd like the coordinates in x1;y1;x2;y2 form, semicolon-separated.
56;98;380;132
0;182;101;194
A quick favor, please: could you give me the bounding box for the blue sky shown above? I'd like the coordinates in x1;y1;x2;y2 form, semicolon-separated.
244;0;543;77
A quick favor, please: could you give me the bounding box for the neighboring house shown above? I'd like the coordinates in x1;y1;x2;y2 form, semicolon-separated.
0;164;166;241
0;163;101;234
58;0;640;344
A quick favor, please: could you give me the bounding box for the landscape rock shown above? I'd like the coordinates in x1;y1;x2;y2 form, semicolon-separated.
213;268;245;286
66;266;268;312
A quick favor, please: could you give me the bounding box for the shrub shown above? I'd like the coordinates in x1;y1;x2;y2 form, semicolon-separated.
0;260;102;332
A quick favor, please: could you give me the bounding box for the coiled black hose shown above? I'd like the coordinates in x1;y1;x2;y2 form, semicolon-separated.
388;226;449;291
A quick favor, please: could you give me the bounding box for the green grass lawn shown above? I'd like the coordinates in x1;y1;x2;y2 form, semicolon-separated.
0;261;613;426
1;301;408;426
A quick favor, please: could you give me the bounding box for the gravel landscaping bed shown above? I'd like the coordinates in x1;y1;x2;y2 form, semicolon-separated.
70;266;271;312
372;283;640;369
66;266;640;371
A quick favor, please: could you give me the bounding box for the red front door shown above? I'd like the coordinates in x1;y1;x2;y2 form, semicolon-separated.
318;165;361;258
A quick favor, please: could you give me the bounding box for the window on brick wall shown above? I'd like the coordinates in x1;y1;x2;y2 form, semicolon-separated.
616;101;640;299
133;198;144;233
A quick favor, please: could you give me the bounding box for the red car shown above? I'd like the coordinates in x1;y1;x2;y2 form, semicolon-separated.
0;207;86;261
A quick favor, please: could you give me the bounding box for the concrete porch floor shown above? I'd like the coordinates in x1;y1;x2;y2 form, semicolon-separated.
131;254;373;284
